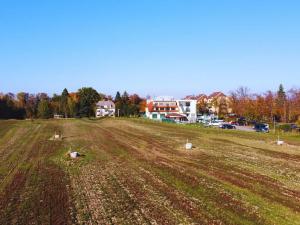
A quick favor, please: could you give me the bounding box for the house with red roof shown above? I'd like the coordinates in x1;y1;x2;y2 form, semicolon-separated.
145;96;197;123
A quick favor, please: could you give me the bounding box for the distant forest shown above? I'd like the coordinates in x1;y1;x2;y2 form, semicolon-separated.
0;87;145;119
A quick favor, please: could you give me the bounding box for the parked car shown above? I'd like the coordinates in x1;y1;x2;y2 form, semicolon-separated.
229;121;238;125
208;120;223;127
291;124;298;129
254;123;269;133
220;124;236;129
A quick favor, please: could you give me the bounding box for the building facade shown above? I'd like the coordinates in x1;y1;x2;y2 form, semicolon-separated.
145;96;197;123
185;92;232;116
96;100;115;117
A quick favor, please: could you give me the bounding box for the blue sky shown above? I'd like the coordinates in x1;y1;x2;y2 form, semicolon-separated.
0;0;299;97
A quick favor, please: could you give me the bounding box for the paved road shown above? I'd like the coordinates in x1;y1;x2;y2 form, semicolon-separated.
235;125;255;132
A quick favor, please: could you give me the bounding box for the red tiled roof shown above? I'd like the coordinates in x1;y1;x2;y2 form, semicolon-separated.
184;94;207;100
208;92;226;99
184;95;197;100
166;113;187;118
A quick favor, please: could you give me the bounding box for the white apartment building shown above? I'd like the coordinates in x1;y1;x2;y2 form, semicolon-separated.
145;96;197;123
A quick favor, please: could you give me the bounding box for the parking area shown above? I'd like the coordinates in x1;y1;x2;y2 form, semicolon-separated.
235;126;255;132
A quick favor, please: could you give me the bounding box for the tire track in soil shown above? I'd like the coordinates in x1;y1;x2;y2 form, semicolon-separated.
109;122;300;214
0;121;75;225
90;120;284;224
68;122;192;224
58;119;300;224
66;122;150;224
74;121;261;224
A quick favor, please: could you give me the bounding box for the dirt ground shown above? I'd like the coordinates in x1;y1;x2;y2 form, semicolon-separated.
0;118;300;225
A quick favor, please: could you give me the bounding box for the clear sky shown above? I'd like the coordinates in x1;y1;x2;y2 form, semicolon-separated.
0;0;299;98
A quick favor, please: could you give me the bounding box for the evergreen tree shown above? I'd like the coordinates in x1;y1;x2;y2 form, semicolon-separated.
276;84;287;122
114;91;122;116
60;88;69;117
277;84;286;105
115;91;121;102
121;91;130;116
122;91;129;103
78;87;100;117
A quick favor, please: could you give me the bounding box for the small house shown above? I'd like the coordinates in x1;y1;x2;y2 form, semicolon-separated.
96;100;115;117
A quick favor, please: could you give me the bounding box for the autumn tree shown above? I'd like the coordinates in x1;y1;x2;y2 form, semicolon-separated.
66;92;79;117
16;92;29;109
264;91;275;121
0;93;25;119
288;89;300;122
197;98;209;115
229;86;250;117
139;100;147;115
51;94;61;115
37;99;51;119
25;94;38;119
128;94;142;116
67;97;77;117
114;91;143;117
218;97;228;118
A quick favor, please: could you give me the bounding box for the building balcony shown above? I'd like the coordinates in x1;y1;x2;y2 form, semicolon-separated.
149;107;178;112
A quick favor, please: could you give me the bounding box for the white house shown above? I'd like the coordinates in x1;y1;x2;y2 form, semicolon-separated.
177;99;197;123
145;96;197;123
96;100;115;117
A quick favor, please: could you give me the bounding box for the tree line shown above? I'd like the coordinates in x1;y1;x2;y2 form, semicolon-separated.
229;84;300;123
1;84;300;123
0;87;145;119
196;84;300;123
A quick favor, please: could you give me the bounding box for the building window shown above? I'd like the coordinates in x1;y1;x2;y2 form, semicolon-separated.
186;102;190;106
152;114;157;119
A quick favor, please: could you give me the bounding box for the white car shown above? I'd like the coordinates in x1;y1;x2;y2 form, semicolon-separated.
208;121;223;127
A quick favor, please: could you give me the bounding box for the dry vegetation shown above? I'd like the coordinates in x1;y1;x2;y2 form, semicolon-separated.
0;118;300;225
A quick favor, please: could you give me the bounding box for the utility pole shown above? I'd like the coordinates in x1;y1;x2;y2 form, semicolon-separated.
273;116;276;134
118;109;120;117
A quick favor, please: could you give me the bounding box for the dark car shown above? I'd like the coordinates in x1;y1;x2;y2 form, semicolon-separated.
254;123;269;133
220;124;236;129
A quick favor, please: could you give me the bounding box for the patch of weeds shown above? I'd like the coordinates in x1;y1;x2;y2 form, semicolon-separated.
50;145;96;175
18;163;32;171
152;167;262;225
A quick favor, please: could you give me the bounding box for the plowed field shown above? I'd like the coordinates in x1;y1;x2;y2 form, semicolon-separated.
0;118;299;225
